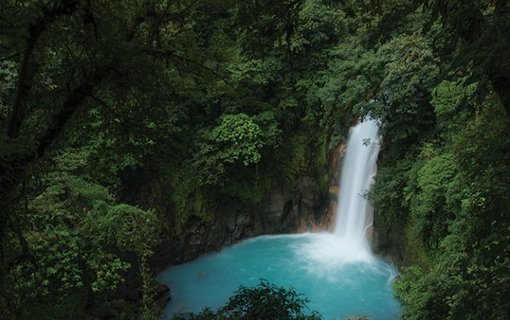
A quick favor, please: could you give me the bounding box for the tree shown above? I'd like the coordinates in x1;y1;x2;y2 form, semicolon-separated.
419;0;510;114
0;0;210;315
2;149;161;319
0;0;214;222
172;281;322;320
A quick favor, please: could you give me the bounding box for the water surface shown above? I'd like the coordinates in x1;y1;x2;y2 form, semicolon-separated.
157;233;400;320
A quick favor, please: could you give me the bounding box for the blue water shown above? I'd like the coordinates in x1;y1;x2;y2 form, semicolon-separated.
157;233;400;320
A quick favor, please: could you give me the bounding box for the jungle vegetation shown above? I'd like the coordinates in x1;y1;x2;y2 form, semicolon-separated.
1;0;509;319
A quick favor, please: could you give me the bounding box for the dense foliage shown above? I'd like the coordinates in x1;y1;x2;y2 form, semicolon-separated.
1;0;509;319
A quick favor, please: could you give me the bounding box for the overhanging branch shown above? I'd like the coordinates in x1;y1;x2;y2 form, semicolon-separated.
36;68;109;157
5;0;80;139
143;48;231;85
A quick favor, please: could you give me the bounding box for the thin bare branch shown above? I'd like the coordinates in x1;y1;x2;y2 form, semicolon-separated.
0;51;23;62
143;48;232;85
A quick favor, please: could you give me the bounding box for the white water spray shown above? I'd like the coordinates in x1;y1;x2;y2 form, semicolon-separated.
334;118;380;244
299;117;381;266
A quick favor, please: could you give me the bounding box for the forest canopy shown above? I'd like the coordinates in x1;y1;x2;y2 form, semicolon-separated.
1;0;509;319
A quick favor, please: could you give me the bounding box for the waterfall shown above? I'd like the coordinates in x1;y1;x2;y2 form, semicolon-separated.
333;118;380;254
298;118;381;265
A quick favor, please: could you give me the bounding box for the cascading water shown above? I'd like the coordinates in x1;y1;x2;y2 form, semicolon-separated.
299;117;380;265
335;118;380;240
335;120;379;240
157;117;400;320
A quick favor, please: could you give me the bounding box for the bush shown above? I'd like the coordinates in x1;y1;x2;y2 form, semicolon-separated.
172;281;322;320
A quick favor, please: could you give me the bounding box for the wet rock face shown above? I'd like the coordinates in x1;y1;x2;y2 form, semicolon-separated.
147;179;332;272
153;281;170;314
260;176;327;233
150;180;328;270
372;224;408;266
261;185;290;230
299;176;322;217
149;200;259;269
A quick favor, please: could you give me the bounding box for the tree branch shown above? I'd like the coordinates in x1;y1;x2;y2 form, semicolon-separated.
0;51;23;62
5;0;80;139
36;68;109;157
127;0;201;41
143;48;231;85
